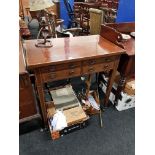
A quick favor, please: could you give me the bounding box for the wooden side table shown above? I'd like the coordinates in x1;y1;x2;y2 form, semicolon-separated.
102;23;135;105
24;35;125;127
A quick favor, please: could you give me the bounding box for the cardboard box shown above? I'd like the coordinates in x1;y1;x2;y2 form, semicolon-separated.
124;80;135;96
48;85;89;140
63;106;88;126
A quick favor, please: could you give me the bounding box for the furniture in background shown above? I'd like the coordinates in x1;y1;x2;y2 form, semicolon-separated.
100;22;135;105
80;2;101;34
73;2;83;27
89;8;103;35
19;40;40;123
19;19;31;39
73;1;118;34
112;0;119;10
24;35;125;127
19;0;25;19
100;7;117;23
97;0;119;10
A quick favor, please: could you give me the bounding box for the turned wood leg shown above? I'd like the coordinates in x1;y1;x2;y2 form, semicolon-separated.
114;75;127;106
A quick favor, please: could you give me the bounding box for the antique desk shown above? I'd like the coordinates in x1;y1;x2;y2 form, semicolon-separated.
101;23;135;104
24;35;125;126
19;40;39;123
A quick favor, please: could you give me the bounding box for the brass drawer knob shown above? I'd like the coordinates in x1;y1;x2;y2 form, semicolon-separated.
103;64;109;69
89;60;96;65
88;67;94;72
69;70;75;75
69;64;76;69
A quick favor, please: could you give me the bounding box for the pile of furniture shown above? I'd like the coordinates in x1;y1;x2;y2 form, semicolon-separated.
73;1;118;34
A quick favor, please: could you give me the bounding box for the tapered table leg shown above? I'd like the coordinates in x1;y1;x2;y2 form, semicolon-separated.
103;59;120;107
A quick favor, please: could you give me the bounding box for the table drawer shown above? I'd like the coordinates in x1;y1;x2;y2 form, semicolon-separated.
82;62;114;74
40;62;81;73
42;68;81;82
83;56;116;66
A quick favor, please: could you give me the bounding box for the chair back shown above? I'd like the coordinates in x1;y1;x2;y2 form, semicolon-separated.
100;7;117;23
89;8;103;35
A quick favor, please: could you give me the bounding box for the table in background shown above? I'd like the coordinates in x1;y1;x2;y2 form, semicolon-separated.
102;22;135;104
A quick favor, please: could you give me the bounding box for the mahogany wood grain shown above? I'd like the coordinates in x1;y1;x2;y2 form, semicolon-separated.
25;35;124;69
19;40;38;121
100;23;135;56
102;22;135;105
120;39;135;56
106;22;135;34
100;24;124;48
24;35;125;126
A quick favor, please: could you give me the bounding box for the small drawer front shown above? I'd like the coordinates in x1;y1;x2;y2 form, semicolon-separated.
40;62;81;73
68;62;81;69
41;65;56;72
100;56;116;63
83;56;116;66
82;62;114;74
97;62;114;72
83;59;96;66
42;68;81;82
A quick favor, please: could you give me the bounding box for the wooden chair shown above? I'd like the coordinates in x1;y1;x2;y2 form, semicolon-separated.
106;0;113;8
74;2;83;26
100;7;117;23
113;1;119;10
89;8;103;35
80;3;93;34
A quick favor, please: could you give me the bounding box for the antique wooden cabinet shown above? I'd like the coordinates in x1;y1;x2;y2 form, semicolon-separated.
19;40;39;123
